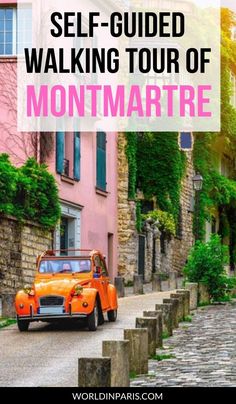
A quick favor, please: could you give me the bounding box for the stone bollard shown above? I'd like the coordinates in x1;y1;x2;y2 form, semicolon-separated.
124;329;148;375
198;283;210;305
133;274;144;295
177;289;190;316
143;310;163;348
163;298;179;329
152;274;161;292
1;293;16;318
78;357;111;387
170;293;184;321
102;340;130;387
185;282;198;310
169;272;177;290
114;277;125;298
155;303;173;336
136;317;157;357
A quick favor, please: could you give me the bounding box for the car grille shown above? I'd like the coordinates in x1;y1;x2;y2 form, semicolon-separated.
40;296;64;306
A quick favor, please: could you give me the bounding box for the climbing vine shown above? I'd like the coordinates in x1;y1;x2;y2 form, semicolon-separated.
125;132;186;230
136;133;186;222
193;9;236;244
125;132;137;200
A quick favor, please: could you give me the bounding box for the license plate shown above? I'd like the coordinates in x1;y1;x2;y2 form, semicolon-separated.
39;307;64;315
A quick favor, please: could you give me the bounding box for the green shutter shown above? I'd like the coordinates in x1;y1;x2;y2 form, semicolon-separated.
96;132;106;191
56;132;65;174
74;132;81;181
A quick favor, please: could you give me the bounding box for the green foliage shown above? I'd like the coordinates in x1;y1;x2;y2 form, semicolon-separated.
193;10;236;242
0;154;60;229
142;209;176;236
184;235;233;301
136;200;142;232
0;318;17;328
125;132;137;200
182;315;192;322
151;353;176;361
0;154;17;215
129;371;137;379
162;331;169;339
136;133;186;222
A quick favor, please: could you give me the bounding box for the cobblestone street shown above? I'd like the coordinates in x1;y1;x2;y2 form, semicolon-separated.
131;301;236;387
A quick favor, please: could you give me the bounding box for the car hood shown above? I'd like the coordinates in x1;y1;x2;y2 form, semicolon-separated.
34;278;87;297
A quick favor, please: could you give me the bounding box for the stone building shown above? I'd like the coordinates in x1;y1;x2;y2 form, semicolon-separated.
117;133;195;283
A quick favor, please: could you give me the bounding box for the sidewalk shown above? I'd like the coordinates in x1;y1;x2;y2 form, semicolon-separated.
131;301;236;387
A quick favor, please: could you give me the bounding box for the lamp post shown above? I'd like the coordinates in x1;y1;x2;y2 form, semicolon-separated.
192;173;203;241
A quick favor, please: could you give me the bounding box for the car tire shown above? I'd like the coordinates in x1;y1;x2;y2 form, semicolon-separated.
87;302;99;331
107;309;117;322
17;319;30;332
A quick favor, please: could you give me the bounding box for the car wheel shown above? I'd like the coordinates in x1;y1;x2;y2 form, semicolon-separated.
107;309;117;322
17;319;30;332
87;302;99;331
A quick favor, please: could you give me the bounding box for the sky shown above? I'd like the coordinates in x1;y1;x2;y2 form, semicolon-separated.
222;0;236;11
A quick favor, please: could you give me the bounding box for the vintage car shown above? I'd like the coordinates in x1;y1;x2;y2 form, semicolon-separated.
15;249;118;332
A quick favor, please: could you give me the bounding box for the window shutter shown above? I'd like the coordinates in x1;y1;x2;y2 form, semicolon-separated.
96;132;106;191
74;132;81;181
56;132;65;174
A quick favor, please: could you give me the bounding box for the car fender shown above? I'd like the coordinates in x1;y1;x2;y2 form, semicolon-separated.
15;290;37;316
71;287;98;315
107;283;118;310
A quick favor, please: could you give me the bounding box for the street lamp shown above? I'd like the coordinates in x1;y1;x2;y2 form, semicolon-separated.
193;173;203;240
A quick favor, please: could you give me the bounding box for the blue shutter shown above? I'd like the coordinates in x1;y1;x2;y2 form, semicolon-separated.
56;132;65;174
96;132;106;191
74;132;81;181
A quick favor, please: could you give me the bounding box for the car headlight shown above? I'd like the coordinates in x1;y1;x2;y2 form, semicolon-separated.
73;285;83;296
23;285;34;295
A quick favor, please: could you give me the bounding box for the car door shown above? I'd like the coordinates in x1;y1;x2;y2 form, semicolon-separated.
93;255;110;309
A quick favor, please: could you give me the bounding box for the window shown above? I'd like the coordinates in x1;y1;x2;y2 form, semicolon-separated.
0;7;32;56
56;132;81;180
179;132;192;150
96;132;106;191
0;8;15;55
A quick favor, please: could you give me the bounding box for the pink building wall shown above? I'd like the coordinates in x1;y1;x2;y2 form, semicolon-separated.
0;1;118;279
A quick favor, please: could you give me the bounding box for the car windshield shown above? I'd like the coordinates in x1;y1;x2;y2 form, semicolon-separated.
39;259;91;274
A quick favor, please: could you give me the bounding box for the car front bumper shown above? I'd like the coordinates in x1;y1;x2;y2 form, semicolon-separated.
17;312;87;321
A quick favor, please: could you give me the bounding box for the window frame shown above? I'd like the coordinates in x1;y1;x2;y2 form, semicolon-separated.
0;7;16;57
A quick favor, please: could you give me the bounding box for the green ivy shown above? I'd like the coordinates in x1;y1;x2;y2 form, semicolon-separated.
136;133;186;222
136;200;142;232
125;132;137;200
0;155;61;229
193;9;236;243
125;132;186;225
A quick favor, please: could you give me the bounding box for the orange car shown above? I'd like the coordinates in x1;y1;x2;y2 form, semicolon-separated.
15;249;118;332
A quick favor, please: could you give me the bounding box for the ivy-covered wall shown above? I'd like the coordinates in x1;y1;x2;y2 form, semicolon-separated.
193;9;236;270
123;132;194;276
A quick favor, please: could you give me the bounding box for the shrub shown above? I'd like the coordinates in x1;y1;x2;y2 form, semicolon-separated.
0;154;17;215
0;154;60;229
16;158;61;228
142;209;176;236
184;234;235;301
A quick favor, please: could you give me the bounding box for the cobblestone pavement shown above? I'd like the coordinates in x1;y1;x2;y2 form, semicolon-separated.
131;301;236;387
